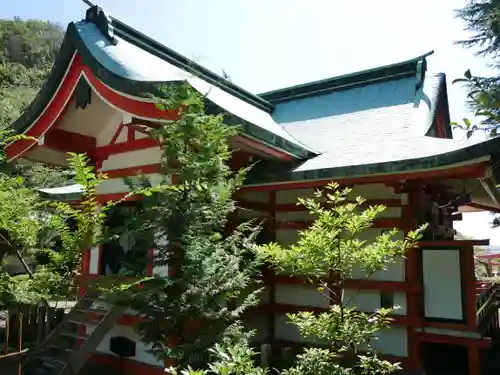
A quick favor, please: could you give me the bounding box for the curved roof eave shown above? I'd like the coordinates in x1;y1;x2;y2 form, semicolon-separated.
244;136;499;186
9;21;315;160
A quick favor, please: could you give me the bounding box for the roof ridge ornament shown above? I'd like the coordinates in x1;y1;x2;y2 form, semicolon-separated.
85;5;118;45
413;57;427;108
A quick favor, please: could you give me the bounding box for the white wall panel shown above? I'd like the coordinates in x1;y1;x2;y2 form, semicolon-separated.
422;249;463;320
275;284;329;308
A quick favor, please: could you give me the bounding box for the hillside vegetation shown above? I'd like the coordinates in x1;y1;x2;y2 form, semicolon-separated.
0;18;71;187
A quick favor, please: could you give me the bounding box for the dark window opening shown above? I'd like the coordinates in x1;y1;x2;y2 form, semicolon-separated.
100;201;154;276
422;342;467;374
380;291;394;309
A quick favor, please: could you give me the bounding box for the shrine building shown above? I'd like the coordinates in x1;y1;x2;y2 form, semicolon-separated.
7;5;500;375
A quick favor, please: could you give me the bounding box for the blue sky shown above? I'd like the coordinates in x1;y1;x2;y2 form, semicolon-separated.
1;0;499;243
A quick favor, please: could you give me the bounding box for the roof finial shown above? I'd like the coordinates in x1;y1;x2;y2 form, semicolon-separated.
85;4;118;45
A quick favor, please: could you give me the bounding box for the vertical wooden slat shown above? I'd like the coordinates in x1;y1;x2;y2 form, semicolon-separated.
45;306;54;338
4;309;10;354
17;309;23;375
36;305;46;345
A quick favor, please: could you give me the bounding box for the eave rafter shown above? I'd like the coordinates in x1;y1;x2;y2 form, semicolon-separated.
43;128;96;154
6;51;294;164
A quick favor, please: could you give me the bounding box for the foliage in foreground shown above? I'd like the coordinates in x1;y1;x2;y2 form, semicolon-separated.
453;0;500;138
172;184;425;374
106;84;262;366
0;150;109;305
0;18;70;188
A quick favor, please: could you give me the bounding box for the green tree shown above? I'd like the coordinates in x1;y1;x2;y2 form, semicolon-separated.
256;184;424;374
107;84;262;368
454;1;500;137
0;18;70;188
170;184;425;374
0;150;106;306
170;183;425;375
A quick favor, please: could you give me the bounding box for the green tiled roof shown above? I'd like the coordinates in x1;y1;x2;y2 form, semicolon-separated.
9;6;315;160
38;184;83;201
12;4;496;191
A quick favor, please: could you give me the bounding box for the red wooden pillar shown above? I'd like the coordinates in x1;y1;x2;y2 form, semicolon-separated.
468;346;481;375
403;181;423;372
462;245;477;330
80;249;91;297
266;191;277;347
164;173;179;371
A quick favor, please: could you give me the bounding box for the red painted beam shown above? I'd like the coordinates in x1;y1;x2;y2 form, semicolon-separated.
6;54;83;161
233;135;294;161
466;202;500;214
89;353;165;375
254;303;415;326
44;128;96;154
275;218;409;230
92;137;159;159
103;164;163;178
416;332;491;348
241;163;487;192
419;240;490;247
475;253;500;260
267;274;419;292
237;198;402;213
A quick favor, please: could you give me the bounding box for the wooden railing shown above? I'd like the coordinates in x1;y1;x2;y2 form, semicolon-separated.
2;304;68;352
476;282;498;326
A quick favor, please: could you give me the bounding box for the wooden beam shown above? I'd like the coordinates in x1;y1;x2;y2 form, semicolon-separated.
91;137;159;159
44;128;96;154
237;199;402;213
266;274;420;292
416;332;491;349
419;239;490;247
275;218;410;230
233;135;294;161
242;163;487;192
466;202;500;214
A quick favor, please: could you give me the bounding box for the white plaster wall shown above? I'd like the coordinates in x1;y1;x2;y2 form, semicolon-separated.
342;289;406;315
96;173;169;195
373;327;408;357
274;313;303;342
276;189;314;204
259;286;270;304
100;147;163;171
275;210;314;222
240;191;270;203
135;131;148;139
89;246;100;275
393;292;407;315
351;229;405;281
422;249;463;320
275;284;329;308
343;289;381;312
349;184;400;200
275;229;300;246
114;127;127;143
95;118;122;146
245;314;268;342
85;323;163;367
368;206;402;219
275;310;408;357
236;207;269;220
